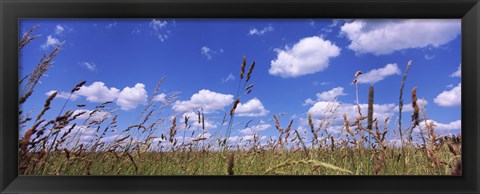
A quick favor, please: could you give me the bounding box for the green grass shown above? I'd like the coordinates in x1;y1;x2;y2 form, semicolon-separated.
22;144;460;175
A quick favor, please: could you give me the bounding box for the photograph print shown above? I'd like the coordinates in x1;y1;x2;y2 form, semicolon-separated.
18;19;461;175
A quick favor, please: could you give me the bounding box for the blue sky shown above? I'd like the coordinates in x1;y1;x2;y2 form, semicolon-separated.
19;19;461;146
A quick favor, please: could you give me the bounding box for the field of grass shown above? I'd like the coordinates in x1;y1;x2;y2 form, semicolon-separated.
18;25;462;176
23;146;460;175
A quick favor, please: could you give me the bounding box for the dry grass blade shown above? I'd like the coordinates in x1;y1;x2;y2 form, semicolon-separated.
169;117;177;143
367;86;374;130
23;43;63;95
294;130;309;158
35;92;57;122
398;60;413;140
407;87;420;141
265;159;353;175
19;25;41;50
19;89;34;105
227;152;235;175
308;113;318;140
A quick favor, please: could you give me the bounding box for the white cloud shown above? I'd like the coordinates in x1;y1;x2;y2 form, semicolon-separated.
201;46;222;60
249;25;274;36
150;19;167;30
434;83;461;107
239;124;271;135
101;134;125;144
41;35;60;49
316;87;346;101
55;25;65;35
340;19;461;55
72;109;110;122
303;98;316;106
397;99;428;112
201;46;214;60
47;82;150;111
172;89;234;113
77;82;120;103
303;87;346;106
235;98;270;117
46;90;79;101
450;64;461;77
153;93;167;102
149;19;170;41
222;73;235;83
419;119;461;132
269;36;341;78
182;112;217;130
308;100;396;123
81;62;97;72
357;63;401;84
116;83;148;110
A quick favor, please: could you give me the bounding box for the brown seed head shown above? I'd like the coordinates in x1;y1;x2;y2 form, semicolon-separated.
246;61;255;82
230;99;240;116
240;56;246;79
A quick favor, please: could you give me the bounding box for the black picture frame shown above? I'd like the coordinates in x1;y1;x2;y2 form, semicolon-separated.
1;0;479;193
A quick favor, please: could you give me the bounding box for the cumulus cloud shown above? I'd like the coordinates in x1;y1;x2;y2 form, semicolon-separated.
303;87;346;106
434;83;461;107
72;109;111;122
308;101;396;123
41;35;60;49
269;36;341;78
228;135;266;143
77;82;120;103
419;119;461;133
235;98;270;117
450;64;461;77
249;25;274;36
316;87;346;101
182;112;217;130
340;19;461;55
52;82;152;110
100;134;125;144
116;83;148;110
303;98;316;106
153;93;167;102
58;125;100;143
397;99;428;112
172;89;234;113
46;90;79;101
357;63;401;84
239;124;271;135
